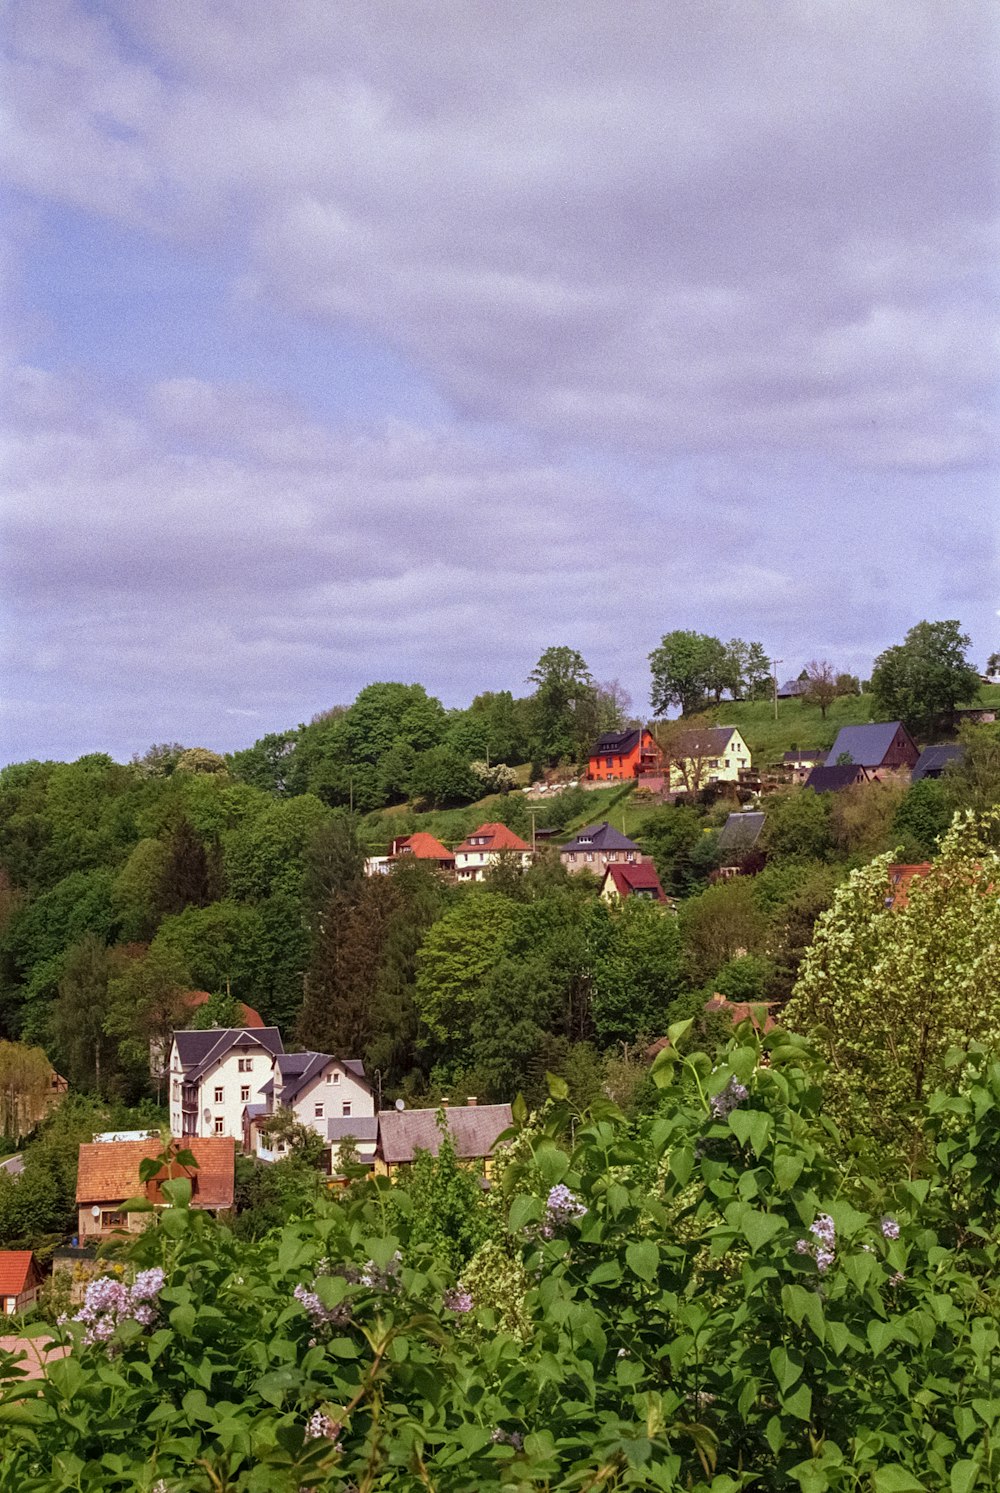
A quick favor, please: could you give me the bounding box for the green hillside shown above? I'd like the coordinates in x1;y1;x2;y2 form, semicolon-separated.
705;684;1000;763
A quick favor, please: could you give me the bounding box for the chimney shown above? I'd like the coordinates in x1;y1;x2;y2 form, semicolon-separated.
466;1096;478;1107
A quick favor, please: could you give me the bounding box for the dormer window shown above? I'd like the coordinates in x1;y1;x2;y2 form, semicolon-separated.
238;1058;252;1073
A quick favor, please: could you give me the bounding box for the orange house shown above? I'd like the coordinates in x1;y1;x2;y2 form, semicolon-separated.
587;728;662;783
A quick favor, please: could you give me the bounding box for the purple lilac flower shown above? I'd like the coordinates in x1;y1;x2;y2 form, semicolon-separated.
359;1250;402;1289
443;1286;474;1313
72;1269;164;1351
710;1078;749;1120
305;1410;342;1446
880;1216;900;1240
815;1248;835;1274
293;1282;351;1330
809;1214;836;1249
795;1239;810;1255
544;1184;587;1232
491;1428;524;1450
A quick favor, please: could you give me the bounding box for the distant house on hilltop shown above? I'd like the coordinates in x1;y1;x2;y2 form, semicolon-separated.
777;678;808;699
825;722;918;773
560;822;640;874
453;823;532;882
586;728;662;783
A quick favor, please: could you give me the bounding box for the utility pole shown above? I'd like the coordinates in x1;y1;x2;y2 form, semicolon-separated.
770;659;783;723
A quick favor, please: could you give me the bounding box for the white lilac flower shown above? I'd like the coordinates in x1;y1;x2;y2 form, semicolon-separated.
544;1184;587;1231
293;1282;350;1329
305;1410;342;1447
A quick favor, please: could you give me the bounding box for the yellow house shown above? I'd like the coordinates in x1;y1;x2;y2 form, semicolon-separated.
667;726;751;793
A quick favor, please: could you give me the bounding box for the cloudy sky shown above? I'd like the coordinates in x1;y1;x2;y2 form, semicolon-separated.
2;0;997;764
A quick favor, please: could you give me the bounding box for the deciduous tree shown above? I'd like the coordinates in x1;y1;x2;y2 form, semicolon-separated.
870;619;980;733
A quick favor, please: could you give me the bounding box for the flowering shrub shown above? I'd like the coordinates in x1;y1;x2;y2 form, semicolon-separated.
66;1266;164;1349
0;1026;998;1490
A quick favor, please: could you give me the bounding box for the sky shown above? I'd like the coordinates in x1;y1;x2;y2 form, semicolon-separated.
1;0;998;765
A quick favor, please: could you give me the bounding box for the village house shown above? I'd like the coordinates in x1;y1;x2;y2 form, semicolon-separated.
781;748;827;783
776;678;809;699
244;1052;376;1173
586;728;663;783
168;1026;284;1140
365;831;456;877
150;992;265;1078
0;1252;42;1316
911;744;964;782
825;722;919;773
600;861;670;904
667;726;751;792
803;763;873;792
374;1100;512;1178
453;822;532;882
75;1137;235;1240
716;811;767;877
560;821;641;874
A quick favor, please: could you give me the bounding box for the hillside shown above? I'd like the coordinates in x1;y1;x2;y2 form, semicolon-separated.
704;683;1000;762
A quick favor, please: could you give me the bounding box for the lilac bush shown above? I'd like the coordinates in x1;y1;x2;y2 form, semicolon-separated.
71;1267;164;1350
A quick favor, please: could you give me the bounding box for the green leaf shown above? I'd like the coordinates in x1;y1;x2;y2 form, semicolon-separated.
783;1382;812;1421
625;1239;659;1283
740;1208;785;1252
508;1194;542;1232
667;1017;694;1047
773;1151;805;1192
512;1092;528;1126
729;1109;772;1156
588;1260;622;1287
769;1346;802;1393
159;1176;192;1208
873;1470;927;1493
534;1140;569;1185
867;1319;894;1356
545;1071;569;1100
951;1462;980;1493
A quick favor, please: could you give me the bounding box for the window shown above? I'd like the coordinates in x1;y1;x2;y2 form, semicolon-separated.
314;1103;324;1119
342;1101;352;1117
329;1071;340;1085
240;1086;250;1103
585;852;594;862
238;1057;252;1073
214;1117;225;1135
214;1086;224;1104
101;1210;125;1229
172;1081;180;1101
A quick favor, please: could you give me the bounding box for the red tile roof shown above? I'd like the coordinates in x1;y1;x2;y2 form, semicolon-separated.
0;1252;36;1298
184;991;265;1028
393;832;455;862
454;822;531;855
76;1138;235;1211
603;861;668;901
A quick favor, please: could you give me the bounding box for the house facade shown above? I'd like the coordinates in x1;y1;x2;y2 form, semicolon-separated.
587;728;662;783
246;1052;376;1172
667;726;751;791
168;1027;285;1140
75;1137;235;1240
366;832;456;877
600;861;669;904
453;823;532;882
825;722;919;773
560;821;641;874
0;1252;42;1315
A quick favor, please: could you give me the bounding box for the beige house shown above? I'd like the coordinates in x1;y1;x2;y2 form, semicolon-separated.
374;1101;512;1178
667;726;751;792
453;823;532;882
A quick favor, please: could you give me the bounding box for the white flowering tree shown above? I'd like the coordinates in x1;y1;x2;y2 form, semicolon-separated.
784;807;1000;1149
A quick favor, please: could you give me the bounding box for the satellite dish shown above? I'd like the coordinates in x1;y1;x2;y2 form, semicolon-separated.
394;1098;405;1111
91;1205;100;1218
203;1108;212;1122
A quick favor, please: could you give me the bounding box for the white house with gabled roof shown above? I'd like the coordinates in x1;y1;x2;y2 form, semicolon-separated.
168;1027;285;1141
245;1051;376;1173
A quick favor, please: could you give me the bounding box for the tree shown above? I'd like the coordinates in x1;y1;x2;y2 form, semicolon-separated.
828;779;909;859
760;789;834;863
943;724;1000;814
654;715;722;794
649;631;728;717
786;808;1000;1147
104;943;192;1097
414;894;521;1061
0;1041;56;1143
985;651;1000;681
526;647;597;763
870;619;980;733
51;935;121;1095
175;747;229;776
408;746;479;808
891;778;952;859
802;659;838;719
835;672;861;697
591;899;686;1047
679;877;768;984
227;731;299;796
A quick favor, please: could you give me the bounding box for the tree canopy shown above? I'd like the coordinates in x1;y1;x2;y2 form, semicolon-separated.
870;619;981;733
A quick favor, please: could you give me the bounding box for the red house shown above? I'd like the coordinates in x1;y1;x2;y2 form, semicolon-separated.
0;1252;42;1316
390;833;456;872
587;728;663;783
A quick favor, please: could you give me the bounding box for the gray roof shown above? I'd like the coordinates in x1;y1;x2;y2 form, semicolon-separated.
260;1054;370;1107
327;1116;379;1142
673;726;741;756
777;679;808;697
825;722;906;769
717;812;766;852
912;744;964;782
377;1104;513;1166
243;1103;268;1120
804;764;869;792
173;1027;284;1081
562;822;640;854
592;728;643;755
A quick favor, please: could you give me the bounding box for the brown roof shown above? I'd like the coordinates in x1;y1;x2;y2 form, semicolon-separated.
392;832;455;862
0;1252;37;1298
377;1104;513;1166
76;1138;235;1211
453;822;531;855
184;991;265;1028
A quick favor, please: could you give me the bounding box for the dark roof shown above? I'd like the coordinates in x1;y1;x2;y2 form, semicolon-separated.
777;679;808;697
825;722;907;768
912;744;965;781
803;764;870;792
243;1103;268;1120
602;862;668;902
173;1027;284;1080
562;822;640;854
261;1054;369;1107
327;1116;379;1142
717;812;766;852
782;749;826;764
592;728;642;756
672;726;741;756
377;1105;513;1166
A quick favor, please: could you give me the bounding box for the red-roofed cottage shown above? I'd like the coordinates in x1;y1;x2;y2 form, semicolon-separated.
600;861;670;905
0;1252;42;1315
453;823;533;882
390;833;456;872
76;1137;235;1239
